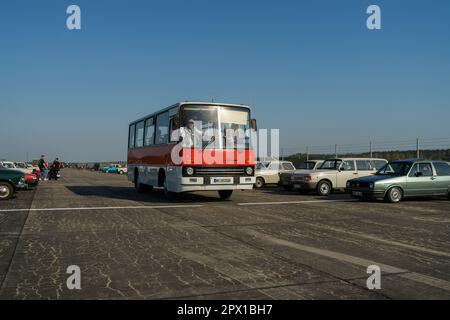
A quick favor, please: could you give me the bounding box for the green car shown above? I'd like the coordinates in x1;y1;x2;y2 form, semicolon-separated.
0;168;26;200
346;160;450;203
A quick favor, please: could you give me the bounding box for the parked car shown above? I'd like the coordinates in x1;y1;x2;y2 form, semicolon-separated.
346;159;450;203
116;166;127;174
279;160;324;190
291;158;388;196
254;161;296;188
0;168;26;200
23;173;39;189
102;164;122;173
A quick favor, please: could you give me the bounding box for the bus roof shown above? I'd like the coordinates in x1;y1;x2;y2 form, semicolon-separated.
129;101;251;125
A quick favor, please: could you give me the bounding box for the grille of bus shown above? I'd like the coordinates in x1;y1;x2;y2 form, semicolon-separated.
193;166;246;176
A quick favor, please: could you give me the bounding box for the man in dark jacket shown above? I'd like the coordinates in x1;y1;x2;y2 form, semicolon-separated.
38;155;48;181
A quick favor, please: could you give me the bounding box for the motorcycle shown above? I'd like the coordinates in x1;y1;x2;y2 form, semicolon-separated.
48;166;60;180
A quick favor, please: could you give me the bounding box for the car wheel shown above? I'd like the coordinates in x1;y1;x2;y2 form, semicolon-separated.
218;190;233;200
0;182;13;200
119;170;124;174
317;180;331;196
254;177;265;189
386;187;403;203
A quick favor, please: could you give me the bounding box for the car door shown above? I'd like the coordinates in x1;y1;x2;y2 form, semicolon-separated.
356;160;374;178
431;162;450;196
406;162;435;196
266;162;281;183
337;160;358;188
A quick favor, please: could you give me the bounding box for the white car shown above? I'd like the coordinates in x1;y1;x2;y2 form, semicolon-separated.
279;160;324;190
254;160;296;188
0;161;33;174
291;158;388;195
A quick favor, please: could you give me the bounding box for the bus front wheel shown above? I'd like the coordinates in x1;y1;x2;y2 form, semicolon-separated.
218;190;233;200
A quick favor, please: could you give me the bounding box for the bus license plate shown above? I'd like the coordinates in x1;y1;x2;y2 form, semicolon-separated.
352;191;363;197
211;177;233;184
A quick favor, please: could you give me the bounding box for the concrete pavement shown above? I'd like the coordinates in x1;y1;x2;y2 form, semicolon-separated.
0;168;449;299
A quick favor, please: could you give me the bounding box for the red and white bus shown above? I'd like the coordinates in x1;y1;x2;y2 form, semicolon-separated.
127;102;257;199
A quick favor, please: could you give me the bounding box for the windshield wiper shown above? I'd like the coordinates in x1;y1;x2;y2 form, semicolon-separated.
202;136;216;150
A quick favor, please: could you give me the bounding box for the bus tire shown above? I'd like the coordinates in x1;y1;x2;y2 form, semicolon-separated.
254;177;265;189
218;190;233;200
0;182;14;200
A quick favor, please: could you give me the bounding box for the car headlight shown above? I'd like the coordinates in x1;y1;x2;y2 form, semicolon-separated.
346;181;351;188
185;167;194;176
369;183;374;189
245;166;254;175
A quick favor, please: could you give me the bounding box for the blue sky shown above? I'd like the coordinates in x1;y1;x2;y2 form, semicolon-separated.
1;0;449;162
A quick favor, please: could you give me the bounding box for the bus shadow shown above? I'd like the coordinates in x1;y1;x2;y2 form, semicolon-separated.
66;186;226;203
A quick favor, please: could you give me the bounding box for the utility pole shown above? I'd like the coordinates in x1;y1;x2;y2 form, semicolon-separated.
416;138;420;159
306;146;309;161
335;144;338;158
369;141;373;158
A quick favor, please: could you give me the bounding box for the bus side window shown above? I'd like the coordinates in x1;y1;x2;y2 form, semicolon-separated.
144;117;155;146
155;112;169;144
135;121;145;147
169;115;180;142
129;124;136;149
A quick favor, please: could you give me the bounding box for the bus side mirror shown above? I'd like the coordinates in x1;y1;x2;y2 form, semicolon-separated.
250;119;257;131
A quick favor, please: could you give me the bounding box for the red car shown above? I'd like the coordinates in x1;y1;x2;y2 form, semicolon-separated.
23;173;39;188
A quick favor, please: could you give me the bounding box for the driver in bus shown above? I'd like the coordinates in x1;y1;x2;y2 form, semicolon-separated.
179;119;203;148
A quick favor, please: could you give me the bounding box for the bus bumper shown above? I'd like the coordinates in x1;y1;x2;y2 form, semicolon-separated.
174;176;256;193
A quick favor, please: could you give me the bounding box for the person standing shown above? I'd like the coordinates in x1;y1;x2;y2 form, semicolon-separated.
38;155;48;181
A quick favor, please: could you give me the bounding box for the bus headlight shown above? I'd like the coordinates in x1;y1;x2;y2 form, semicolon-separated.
185;167;194;176
245;166;254;176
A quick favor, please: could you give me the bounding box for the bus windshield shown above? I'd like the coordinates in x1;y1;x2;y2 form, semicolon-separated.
180;105;251;149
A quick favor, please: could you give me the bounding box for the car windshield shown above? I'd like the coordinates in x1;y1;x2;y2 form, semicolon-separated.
15;163;26;168
376;162;413;176
256;162;269;170
181;105;250;149
297;161;316;170
319;160;342;170
2;163;15;169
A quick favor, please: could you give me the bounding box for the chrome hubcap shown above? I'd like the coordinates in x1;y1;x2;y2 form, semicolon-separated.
320;184;329;194
391;189;400;200
0;186;9;197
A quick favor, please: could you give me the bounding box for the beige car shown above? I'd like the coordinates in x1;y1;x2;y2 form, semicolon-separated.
255;161;296;188
291;158;388;195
